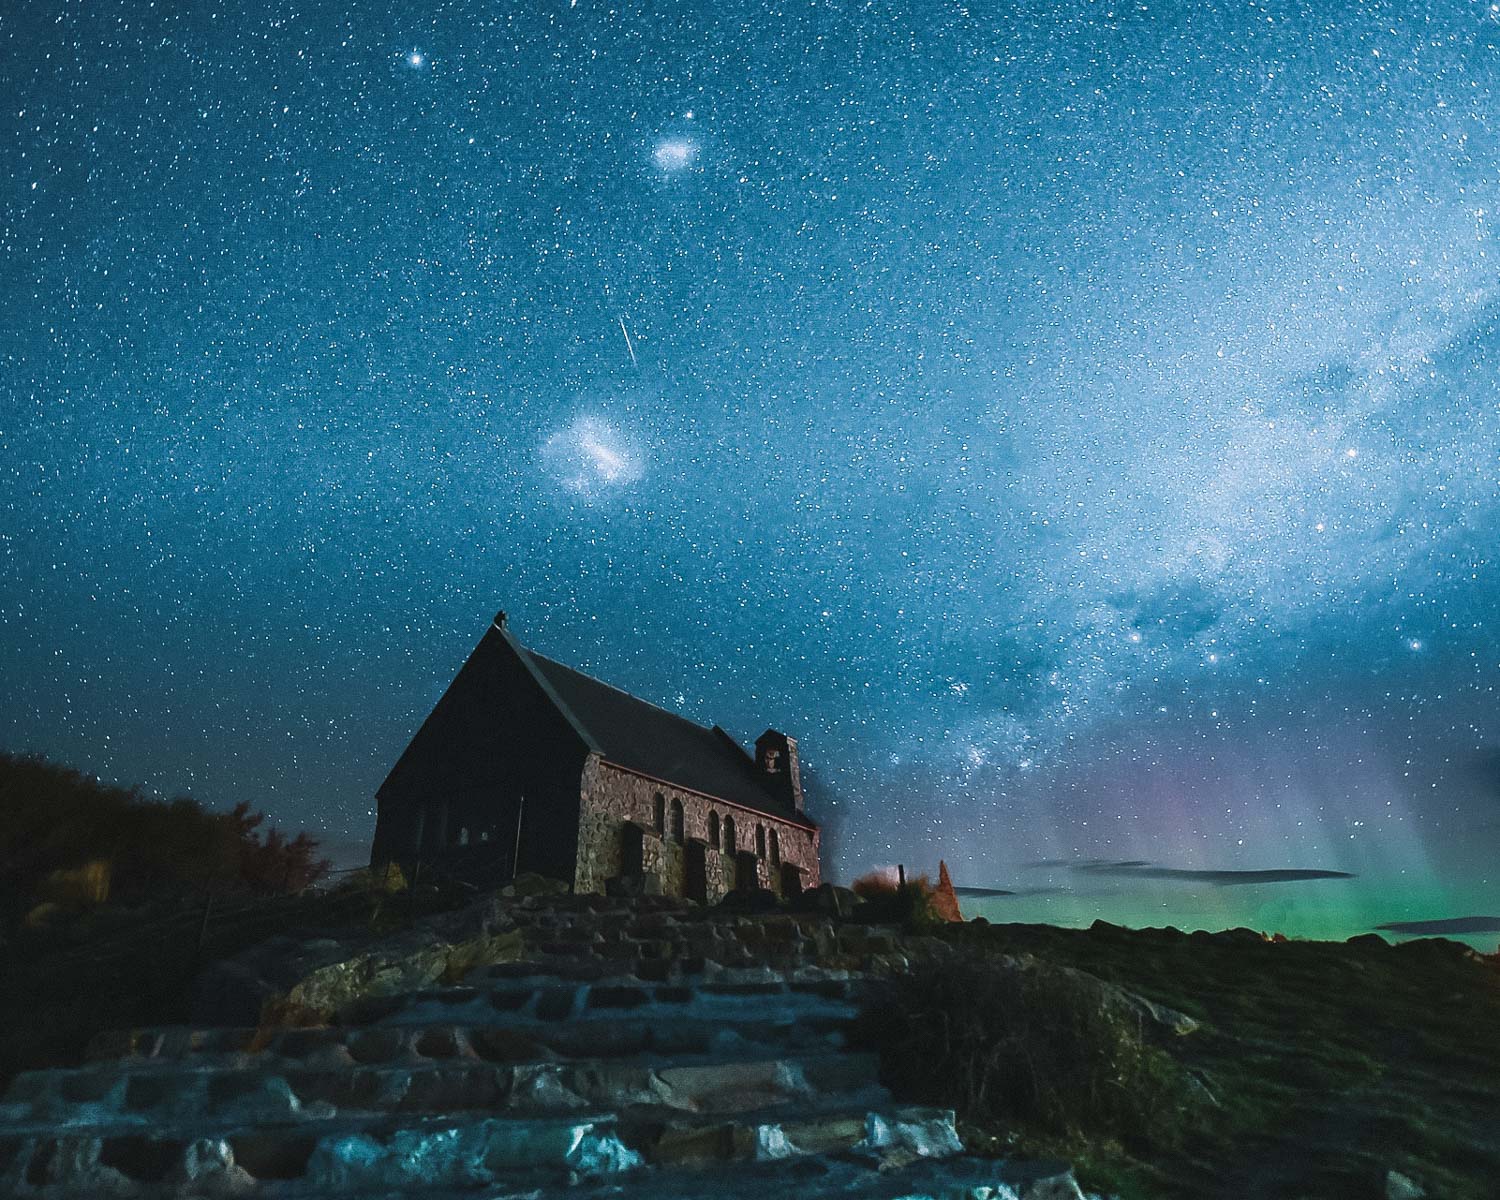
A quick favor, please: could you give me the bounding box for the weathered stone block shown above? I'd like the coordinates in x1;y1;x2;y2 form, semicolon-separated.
97;1134;182;1182
468;1028;556;1064
588;985;651;1010
534;987;579;1020
346;1028;406;1065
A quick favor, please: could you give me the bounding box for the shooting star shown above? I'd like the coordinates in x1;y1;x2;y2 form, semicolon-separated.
618;317;638;368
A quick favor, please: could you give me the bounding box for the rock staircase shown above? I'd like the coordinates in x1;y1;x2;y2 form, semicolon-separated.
0;894;1090;1198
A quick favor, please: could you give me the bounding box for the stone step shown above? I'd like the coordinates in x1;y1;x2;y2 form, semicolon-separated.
86;1009;854;1072
0;1105;969;1195
490;918;907;976
556;964;877;989
469;960;860;990
506;941;885;972
519;942;826;968
199;1155;1088;1200
533;1153;1090;1200
5;1052;884;1127
622;1103;962;1169
0;1112;641;1194
340;975;860;1027
88;971;864;1064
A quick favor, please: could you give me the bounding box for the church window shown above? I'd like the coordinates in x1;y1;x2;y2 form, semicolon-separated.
670;797;685;843
769;828;780;867
653;793;665;835
756;825;766;858
708;811;720;849
723;815;736;854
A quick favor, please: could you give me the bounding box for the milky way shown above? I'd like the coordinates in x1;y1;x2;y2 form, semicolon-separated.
2;1;1497;944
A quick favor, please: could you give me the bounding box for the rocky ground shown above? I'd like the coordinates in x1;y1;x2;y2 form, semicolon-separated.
939;920;1500;1200
0;884;1094;1199
1;880;1496;1199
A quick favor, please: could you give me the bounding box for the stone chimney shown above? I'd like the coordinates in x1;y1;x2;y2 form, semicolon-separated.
754;729;804;814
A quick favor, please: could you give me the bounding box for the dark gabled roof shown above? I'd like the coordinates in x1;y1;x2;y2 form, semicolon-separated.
522;649;815;829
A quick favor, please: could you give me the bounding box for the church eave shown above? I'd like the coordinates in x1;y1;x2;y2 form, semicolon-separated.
593;758;819;832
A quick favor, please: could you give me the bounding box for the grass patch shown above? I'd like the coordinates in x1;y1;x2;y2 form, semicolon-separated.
857;952;1200;1147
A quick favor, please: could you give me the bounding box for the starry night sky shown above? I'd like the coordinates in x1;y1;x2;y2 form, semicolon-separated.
4;1;1498;945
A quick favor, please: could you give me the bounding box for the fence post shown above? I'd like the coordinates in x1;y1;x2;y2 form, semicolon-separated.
196;888;215;956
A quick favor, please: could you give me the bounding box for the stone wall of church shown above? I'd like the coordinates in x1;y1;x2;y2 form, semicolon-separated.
574;757;821;901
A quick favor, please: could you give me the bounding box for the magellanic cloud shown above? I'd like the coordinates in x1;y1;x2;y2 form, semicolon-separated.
539;414;645;503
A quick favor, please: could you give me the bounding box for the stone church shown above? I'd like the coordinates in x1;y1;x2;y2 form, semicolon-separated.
371;612;821;901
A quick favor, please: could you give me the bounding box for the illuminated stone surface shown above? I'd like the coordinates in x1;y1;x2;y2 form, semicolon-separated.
0;893;1097;1197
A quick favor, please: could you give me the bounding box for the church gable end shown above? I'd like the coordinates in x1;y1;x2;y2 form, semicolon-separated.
371;613;592;885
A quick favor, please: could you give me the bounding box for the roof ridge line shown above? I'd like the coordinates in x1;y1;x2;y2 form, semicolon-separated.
712;724;756;767
496;623;604;755
528;649;732;740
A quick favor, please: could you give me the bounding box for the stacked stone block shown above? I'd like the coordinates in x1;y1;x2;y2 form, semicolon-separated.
0;894;1090;1199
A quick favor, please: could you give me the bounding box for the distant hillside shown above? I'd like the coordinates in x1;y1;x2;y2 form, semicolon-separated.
0;751;330;927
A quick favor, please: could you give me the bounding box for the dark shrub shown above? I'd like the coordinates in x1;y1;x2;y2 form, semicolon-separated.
857;951;1197;1145
0;752;330;926
849;868;936;925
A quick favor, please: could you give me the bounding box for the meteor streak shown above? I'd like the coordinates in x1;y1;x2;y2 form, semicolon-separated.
618;317;638;368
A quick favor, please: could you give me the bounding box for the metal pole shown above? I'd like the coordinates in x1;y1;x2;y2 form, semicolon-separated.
511;795;525;880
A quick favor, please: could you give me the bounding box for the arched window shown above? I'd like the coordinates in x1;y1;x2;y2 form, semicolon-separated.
670;797;685;843
708;811;720;849
458;826;470;847
653;793;666;835
756;825;766;859
769;828;780;867
723;815;736;854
